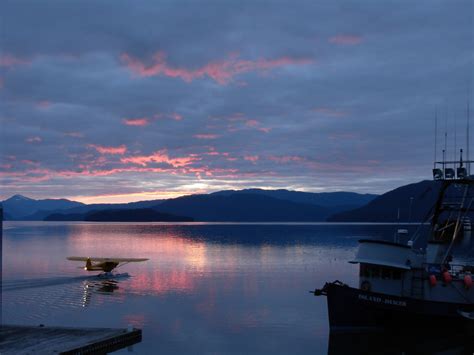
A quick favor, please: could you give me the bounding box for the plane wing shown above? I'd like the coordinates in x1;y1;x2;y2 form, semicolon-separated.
67;256;148;262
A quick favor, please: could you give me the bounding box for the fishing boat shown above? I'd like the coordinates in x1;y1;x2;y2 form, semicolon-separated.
313;151;474;332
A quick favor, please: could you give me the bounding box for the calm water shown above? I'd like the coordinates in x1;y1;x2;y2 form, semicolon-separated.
2;222;472;354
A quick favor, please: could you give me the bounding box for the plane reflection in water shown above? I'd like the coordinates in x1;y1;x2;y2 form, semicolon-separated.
328;331;474;355
81;278;122;307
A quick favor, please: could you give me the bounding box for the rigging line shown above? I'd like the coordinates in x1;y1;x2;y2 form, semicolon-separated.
439;209;456;242
410;205;436;244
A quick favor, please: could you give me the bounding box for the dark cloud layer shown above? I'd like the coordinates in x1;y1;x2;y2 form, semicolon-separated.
1;0;473;202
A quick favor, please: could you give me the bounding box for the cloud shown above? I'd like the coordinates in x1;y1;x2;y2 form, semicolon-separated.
0;54;30;67
88;144;127;155
169;113;183;121
194;134;220;139
244;155;259;163
123;118;150;126
25;136;42;143
64;132;84;138
121;51;313;84
120;150;199;168
245;120;259;127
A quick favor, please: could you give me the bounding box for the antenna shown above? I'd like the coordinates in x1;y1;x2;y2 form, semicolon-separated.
442;149;446;171
444;111;447;169
434;109;438;168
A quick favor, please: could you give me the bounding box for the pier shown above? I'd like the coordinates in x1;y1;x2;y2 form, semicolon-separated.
0;324;142;354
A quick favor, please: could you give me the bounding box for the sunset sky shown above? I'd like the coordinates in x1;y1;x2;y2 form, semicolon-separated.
1;1;473;203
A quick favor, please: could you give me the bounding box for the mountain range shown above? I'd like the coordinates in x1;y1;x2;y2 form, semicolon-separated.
1;182;444;222
0;189;377;222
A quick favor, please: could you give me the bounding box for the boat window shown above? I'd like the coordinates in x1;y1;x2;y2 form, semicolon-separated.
360;265;403;280
360;264;370;277
370;266;380;279
382;268;391;280
392;269;402;280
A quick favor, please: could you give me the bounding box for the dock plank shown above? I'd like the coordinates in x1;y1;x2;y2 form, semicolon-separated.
0;324;142;354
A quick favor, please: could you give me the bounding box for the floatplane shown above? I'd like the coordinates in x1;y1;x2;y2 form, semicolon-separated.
67;257;148;277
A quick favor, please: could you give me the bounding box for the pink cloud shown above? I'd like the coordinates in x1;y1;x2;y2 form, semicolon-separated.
89;144;127;155
194;134;220;139
328;35;363;45
243;119;271;133
0;54;30;67
152;112;184;121
26;136;42;143
123;117;150;126
121;51;313;85
244;155;259;163
245;120;259;127
170;113;183;121
120;149;198;168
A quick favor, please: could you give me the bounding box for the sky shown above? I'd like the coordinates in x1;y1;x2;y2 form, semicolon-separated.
0;1;473;203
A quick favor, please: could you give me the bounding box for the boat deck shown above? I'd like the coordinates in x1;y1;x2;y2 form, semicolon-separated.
0;324;142;354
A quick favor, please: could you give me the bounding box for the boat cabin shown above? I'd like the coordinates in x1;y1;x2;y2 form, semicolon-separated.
350;239;423;297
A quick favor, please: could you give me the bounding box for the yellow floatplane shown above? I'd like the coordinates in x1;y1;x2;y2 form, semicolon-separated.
67;256;148;273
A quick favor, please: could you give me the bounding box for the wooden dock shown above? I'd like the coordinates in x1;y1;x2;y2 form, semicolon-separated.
0;324;142;354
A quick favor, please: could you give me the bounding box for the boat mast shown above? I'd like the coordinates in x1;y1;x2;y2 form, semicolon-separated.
454;111;457;168
444;112;448;171
468;100;471;175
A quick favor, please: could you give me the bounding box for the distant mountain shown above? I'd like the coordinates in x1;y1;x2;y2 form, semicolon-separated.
2;194;84;220
45;208;193;222
155;193;336;221
24;199;164;221
211;189;377;211
327;180;441;222
3;189;377;221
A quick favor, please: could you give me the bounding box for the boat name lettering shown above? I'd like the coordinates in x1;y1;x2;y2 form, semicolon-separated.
358;294;407;307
